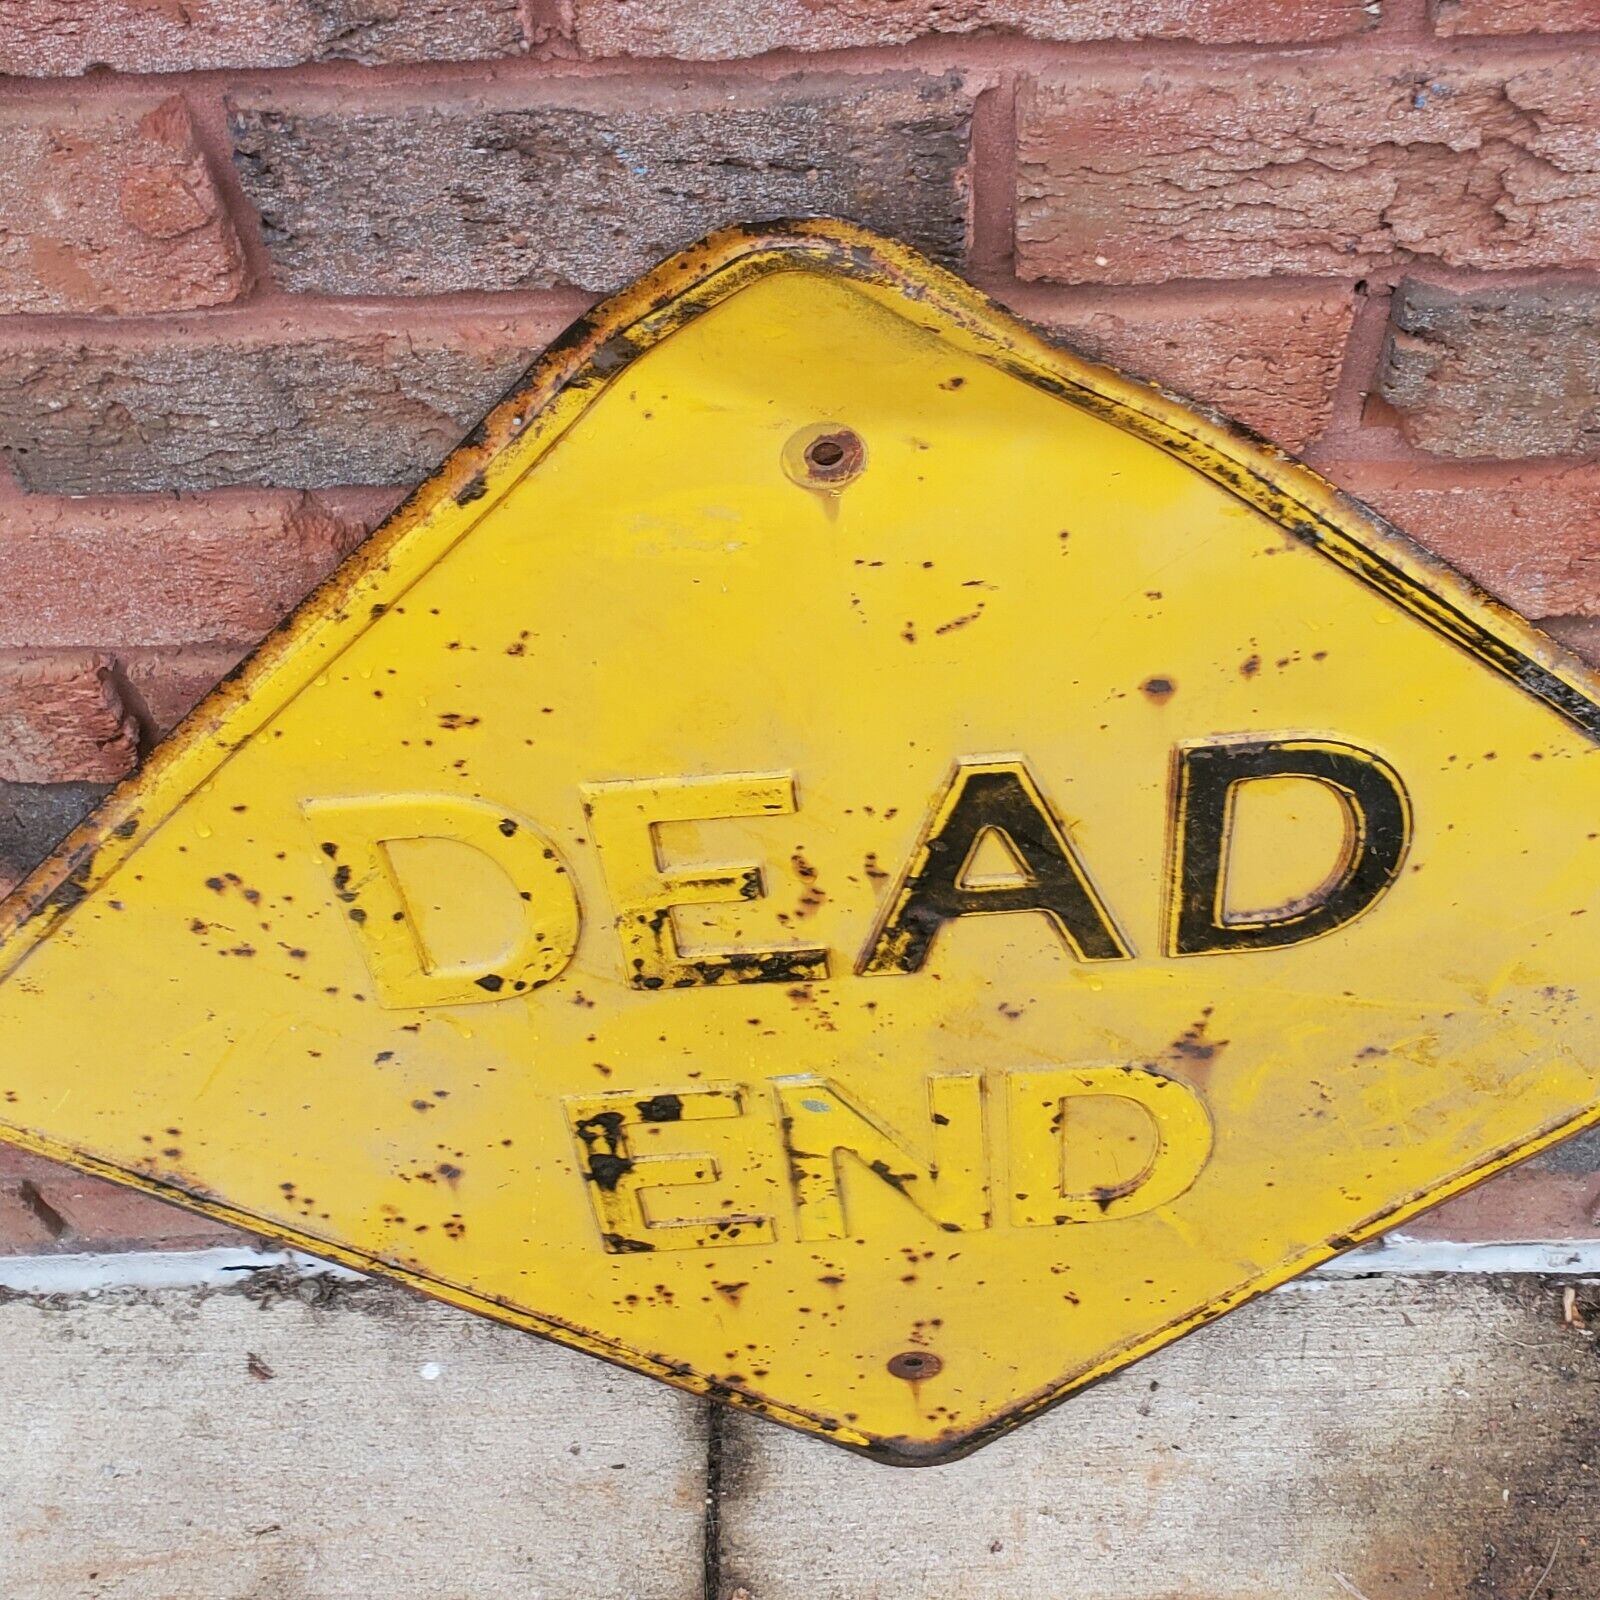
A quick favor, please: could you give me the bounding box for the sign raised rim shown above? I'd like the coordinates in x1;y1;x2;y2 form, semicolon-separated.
2;218;1597;1462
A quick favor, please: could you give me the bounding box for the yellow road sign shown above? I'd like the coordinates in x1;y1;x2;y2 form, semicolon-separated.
2;220;1598;1463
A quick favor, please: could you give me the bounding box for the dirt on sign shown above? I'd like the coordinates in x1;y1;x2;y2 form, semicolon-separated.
0;221;1597;1462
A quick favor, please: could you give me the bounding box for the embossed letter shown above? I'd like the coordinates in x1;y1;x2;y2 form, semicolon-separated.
1007;1065;1212;1226
859;759;1130;975
582;773;828;990
565;1086;774;1253
303;794;579;1007
1166;737;1410;956
774;1073;988;1240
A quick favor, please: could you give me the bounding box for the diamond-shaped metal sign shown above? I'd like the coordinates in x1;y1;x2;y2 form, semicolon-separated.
2;221;1597;1463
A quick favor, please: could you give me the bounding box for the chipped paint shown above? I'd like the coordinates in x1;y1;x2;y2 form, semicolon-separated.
0;221;1598;1463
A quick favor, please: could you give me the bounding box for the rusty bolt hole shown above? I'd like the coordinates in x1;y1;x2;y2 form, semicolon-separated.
887;1350;942;1381
785;424;865;488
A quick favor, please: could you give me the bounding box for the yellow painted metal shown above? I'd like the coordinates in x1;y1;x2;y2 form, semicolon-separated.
2;220;1599;1464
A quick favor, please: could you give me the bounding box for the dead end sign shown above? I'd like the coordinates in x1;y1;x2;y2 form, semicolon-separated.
1;219;1597;1464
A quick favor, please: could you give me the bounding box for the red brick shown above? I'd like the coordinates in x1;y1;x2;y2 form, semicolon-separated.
0;1148;248;1254
1037;287;1354;452
1435;0;1600;34
1017;55;1600;285
1379;279;1600;459
0;1181;63;1250
1540;615;1600;664
1334;462;1600;617
572;0;1371;57
0;654;139;784
0;96;246;315
1404;1167;1600;1242
0;0;526;75
0;493;365;650
228;74;972;295
121;645;251;737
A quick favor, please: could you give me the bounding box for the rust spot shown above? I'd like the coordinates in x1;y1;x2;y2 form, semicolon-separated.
797;426;865;487
602;1233;654;1253
636;1093;684;1123
935;604;985;635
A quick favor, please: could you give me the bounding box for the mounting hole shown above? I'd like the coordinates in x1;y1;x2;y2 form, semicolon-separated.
784;424;865;488
887;1350;942;1381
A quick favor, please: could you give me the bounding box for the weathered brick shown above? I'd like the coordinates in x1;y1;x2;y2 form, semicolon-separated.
0;97;246;315
1404;1164;1600;1241
0;654;139;784
0;779;106;898
1380;280;1600;459
229;74;972;296
0;1179;62;1250
1039;287;1354;451
121;645;251;737
0;493;364;649
0;319;561;495
0;0;526;76
1335;462;1600;616
1017;56;1600;285
0;1149;248;1253
1388;1125;1600;1243
1435;0;1600;35
1542;614;1600;663
573;0;1371;57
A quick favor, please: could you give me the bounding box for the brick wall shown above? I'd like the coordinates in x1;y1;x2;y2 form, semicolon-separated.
2;0;1599;1249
